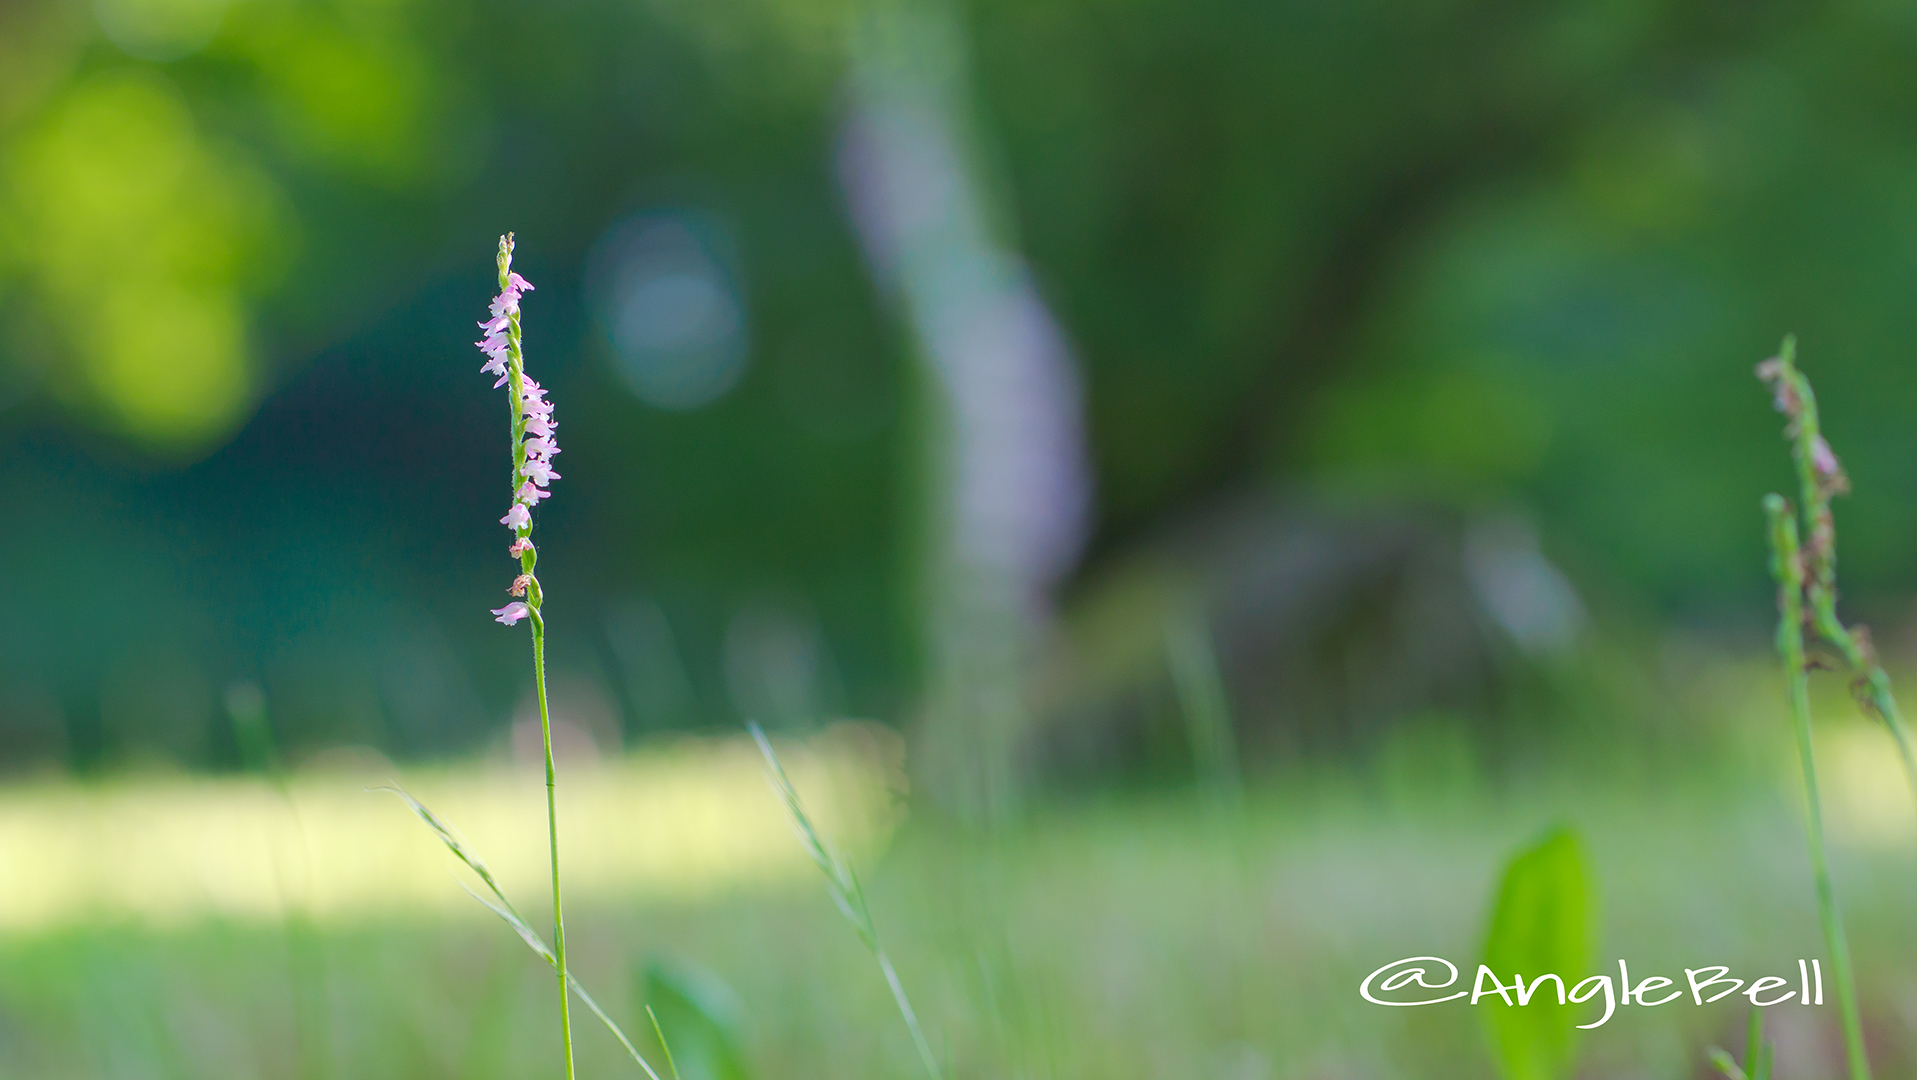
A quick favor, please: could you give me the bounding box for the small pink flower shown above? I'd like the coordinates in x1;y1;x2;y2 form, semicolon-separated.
481;354;508;378
492;601;530;625
507;272;534;294
1812;435;1840;476
524;436;560;458
524;415;555;438
489;293;519;317
517;480;551;503
501;503;531;530
509;536;535;556
522;458;560;485
479;314;510;335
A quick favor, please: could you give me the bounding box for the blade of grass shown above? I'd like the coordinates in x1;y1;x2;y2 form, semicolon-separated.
379;787;665;1080
1707;1047;1747;1080
1165;612;1243;808
1747;1009;1774;1080
1705;1009;1770;1080
645;1005;682;1080
230;683;332;1080
748;723;942;1080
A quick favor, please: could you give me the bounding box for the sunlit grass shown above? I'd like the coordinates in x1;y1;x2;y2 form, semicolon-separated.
0;741;1914;1078
0;725;903;931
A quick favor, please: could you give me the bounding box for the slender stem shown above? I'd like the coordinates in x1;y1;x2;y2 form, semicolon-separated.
1766;495;1870;1080
876;945;942;1080
534;614;576;1080
646;1006;682;1080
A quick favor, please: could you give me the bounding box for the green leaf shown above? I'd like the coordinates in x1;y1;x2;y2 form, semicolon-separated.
641;959;752;1080
1480;826;1595;1080
1708;1047;1747;1080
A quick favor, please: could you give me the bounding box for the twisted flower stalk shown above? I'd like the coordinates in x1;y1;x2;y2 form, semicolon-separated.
1749;336;1917;1080
476;233;575;1077
1756;336;1917;797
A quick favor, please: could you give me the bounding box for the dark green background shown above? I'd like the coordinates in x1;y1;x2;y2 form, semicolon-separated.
2;0;1913;769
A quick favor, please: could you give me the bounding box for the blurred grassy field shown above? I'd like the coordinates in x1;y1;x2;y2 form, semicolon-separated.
0;716;1914;1079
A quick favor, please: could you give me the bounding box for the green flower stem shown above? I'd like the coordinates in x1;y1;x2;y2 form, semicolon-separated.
1765;494;1869;1080
531;607;574;1080
499;235;575;1080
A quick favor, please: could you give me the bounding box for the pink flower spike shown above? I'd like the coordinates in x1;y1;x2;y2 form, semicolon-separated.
478;239;557;631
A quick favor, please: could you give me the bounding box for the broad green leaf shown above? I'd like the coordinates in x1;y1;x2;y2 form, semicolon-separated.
642;959;752;1080
1480;827;1595;1080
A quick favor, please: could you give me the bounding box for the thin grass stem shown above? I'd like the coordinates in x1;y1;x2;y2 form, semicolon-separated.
877;946;942;1080
1165;613;1243;810
645;1005;682;1080
749;723;944;1080
229;686;333;1080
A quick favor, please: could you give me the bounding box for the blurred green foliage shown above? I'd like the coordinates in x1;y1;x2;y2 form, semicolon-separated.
3;0;1917;766
642;959;753;1080
0;776;1906;1078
